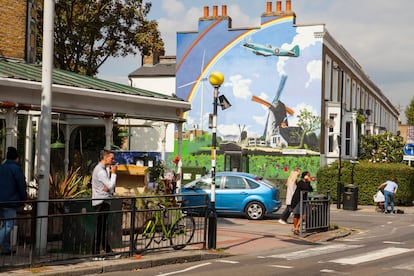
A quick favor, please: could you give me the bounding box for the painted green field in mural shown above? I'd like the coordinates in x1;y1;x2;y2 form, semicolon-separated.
172;138;320;180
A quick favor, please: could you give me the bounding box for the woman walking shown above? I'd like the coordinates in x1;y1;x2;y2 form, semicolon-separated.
278;168;300;224
291;171;313;235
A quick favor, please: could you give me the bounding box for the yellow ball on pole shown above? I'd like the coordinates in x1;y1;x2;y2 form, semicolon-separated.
209;71;224;87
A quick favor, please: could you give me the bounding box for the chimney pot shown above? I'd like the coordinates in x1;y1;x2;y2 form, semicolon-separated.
276;1;282;13
213;5;218;16
266;2;272;13
286;0;292;11
222;5;227;16
204;6;209;17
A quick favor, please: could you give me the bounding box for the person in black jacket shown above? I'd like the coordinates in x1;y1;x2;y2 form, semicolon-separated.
290;171;313;235
0;147;27;255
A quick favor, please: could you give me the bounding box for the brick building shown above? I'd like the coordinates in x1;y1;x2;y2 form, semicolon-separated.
0;0;36;62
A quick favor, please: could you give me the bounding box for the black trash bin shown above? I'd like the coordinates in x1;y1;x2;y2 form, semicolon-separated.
343;184;358;210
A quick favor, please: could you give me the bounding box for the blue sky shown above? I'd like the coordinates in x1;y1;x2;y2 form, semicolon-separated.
98;0;414;123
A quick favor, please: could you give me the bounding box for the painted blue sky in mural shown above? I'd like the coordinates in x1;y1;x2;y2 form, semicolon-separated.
176;17;323;140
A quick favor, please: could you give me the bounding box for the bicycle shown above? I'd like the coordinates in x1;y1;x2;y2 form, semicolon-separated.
135;200;196;251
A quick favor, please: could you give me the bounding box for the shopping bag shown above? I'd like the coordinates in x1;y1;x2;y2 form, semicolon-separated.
373;190;385;202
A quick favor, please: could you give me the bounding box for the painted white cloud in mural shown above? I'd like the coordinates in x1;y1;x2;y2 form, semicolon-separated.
253;114;267;126
306;60;322;88
217;123;242;140
223;74;252;100
277;25;324;77
185;114;196;129
288;103;320;126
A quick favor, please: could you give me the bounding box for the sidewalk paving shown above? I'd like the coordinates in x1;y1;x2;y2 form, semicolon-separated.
3;204;413;276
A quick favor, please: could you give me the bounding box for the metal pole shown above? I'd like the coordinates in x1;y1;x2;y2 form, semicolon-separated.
208;86;218;249
36;0;54;255
337;68;344;209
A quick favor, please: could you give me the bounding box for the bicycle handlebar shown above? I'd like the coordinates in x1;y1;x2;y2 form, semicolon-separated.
145;199;183;210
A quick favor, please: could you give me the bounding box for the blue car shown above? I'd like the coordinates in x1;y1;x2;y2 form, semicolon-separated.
180;172;281;220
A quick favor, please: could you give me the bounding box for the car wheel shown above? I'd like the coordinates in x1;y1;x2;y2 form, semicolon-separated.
245;201;265;220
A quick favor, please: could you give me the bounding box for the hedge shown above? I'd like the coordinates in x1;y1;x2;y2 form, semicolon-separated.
317;161;414;206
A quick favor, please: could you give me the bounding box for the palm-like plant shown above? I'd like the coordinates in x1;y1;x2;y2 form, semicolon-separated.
48;167;91;214
49;167;90;199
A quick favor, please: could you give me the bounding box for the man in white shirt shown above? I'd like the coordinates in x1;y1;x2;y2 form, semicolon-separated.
91;150;117;254
379;177;398;214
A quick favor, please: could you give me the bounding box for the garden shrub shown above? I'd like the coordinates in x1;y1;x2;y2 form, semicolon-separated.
317;161;414;206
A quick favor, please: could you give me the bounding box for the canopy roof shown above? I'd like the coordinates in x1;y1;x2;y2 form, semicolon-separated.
0;59;190;122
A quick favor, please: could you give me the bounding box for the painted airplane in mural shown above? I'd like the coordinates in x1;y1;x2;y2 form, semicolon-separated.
243;41;300;57
251;75;294;141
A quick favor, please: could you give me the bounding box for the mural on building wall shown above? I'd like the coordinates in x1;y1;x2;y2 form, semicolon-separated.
175;12;324;180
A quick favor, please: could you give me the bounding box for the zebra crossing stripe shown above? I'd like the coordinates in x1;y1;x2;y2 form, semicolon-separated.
267;244;362;260
330;247;413;265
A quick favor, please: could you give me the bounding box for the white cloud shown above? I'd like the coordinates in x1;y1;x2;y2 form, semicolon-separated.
289;103;319;126
223;75;252;100
217;123;240;137
277;25;323;76
253;114;267;126
306;60;322;88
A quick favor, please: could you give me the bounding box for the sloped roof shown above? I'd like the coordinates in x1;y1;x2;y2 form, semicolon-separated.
0;58;190;123
128;62;176;78
0;59;180;101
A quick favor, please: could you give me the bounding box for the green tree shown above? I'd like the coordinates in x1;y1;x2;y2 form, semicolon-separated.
405;98;414;125
359;133;404;163
36;0;164;76
296;108;321;149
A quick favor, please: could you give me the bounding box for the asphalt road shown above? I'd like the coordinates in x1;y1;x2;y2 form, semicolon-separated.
89;209;414;276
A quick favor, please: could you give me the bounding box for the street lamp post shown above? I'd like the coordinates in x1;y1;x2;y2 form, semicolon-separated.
207;71;224;249
336;66;344;209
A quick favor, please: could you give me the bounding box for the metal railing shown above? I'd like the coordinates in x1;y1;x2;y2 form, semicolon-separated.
0;194;208;270
299;191;331;235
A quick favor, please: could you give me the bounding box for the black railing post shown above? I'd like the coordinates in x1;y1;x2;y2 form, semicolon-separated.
129;197;136;256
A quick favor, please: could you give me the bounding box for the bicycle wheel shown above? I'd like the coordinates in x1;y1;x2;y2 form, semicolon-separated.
135;218;156;251
170;215;195;250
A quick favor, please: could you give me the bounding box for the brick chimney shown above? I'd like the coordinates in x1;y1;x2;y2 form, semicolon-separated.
262;1;296;23
142;49;166;66
199;5;232;28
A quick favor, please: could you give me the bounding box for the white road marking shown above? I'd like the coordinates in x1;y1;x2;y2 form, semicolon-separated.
393;262;414;271
330;247;413;265
216;259;239;264
267;244;363;260
340;238;364;242
269;264;293;269
320;269;350;274
157;262;211;276
383;241;404;244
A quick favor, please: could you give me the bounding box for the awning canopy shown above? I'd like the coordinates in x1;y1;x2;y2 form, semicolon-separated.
0;59;191;122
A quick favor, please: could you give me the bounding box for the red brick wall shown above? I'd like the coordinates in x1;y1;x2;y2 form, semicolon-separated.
0;0;27;60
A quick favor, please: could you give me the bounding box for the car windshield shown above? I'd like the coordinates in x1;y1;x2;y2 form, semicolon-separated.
184;175;212;189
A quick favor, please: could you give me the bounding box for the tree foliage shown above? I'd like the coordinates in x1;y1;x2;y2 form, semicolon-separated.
296;108;321;149
36;0;164;76
359;133;404;163
405;98;414;125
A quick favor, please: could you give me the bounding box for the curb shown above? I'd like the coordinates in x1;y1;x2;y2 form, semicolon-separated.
13;250;229;276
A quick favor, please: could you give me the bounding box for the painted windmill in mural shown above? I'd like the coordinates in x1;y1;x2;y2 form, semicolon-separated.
251;75;294;143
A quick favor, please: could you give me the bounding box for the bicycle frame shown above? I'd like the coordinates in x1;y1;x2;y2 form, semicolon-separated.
136;201;195;252
143;207;183;239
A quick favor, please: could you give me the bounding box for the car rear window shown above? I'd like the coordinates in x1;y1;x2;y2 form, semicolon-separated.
246;178;259;189
258;178;276;189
